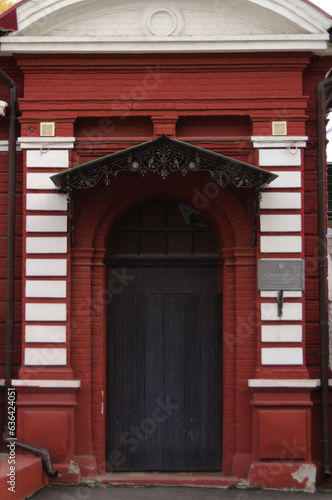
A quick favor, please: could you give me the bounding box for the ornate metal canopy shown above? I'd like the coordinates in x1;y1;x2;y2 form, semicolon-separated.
51;134;277;191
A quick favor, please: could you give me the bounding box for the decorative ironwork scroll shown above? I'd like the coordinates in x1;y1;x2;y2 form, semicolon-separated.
51;134;276;192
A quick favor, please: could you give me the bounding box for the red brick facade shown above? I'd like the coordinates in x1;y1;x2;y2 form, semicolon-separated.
0;0;332;491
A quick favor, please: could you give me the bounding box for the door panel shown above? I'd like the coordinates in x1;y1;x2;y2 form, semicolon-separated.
108;266;221;471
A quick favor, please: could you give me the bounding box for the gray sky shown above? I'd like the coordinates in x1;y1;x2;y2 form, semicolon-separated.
310;0;332;15
310;1;332;159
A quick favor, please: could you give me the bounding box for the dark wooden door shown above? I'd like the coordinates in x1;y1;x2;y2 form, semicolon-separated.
108;265;221;472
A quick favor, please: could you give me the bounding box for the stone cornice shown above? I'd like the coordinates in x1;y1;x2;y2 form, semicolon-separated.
18;136;75;149
251;136;308;148
1;35;330;56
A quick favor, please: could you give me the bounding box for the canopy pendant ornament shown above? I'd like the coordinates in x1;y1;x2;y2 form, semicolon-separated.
51;135;276;192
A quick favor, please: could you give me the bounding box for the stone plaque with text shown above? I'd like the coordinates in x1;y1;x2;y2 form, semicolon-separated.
257;259;305;291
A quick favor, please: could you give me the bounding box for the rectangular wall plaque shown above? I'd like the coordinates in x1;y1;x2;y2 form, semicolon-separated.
258;259;305;291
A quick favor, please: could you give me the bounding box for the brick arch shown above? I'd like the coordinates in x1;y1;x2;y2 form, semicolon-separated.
72;171;257;474
74;172;254;251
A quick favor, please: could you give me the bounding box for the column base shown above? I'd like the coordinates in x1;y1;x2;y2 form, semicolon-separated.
232;453;252;478
15;386;78;468
51;460;81;485
75;455;98;478
249;461;316;492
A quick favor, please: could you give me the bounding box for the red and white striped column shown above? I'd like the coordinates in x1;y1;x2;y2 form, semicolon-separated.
19;136;74;379
252;135;307;374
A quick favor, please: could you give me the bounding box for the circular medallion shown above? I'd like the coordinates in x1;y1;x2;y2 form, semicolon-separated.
148;8;177;36
141;7;184;37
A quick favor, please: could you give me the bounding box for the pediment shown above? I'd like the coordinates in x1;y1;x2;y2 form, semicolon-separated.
12;0;332;37
14;0;320;37
0;0;331;53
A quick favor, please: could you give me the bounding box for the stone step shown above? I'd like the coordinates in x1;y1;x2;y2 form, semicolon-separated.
96;472;240;488
0;453;47;500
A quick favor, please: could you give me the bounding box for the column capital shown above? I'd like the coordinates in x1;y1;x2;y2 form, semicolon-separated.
72;247;95;264
151;115;178;137
222;247;256;265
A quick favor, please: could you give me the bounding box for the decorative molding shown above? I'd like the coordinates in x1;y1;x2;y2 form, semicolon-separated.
141;7;184;37
251;136;308;148
1;37;330;55
0;140;22;152
13;0;331;35
51;134;276;191
18;137;75;150
2;0;330;55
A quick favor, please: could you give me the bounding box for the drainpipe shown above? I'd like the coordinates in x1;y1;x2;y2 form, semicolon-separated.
0;68;17;424
0;68;57;478
317;74;332;480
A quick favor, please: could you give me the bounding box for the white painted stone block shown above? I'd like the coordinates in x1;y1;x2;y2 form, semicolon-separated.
261;347;303;365
259;149;301;167
26;149;69;168
260;236;302;253
27;173;56;190
26;193;67;211
25;303;67;322
25;280;67;298
25;348;67;366
260;214;301;233
26;237;67;254
268;171;301;188
25;325;66;343
12;379;80;388
261;291;302;298
26;215;67;233
251;137;308;149
261;302;302;321
261;324;302;342
260;192;301;210
248;379;317;389
26;259;67;276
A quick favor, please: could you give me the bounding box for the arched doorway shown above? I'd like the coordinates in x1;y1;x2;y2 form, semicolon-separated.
106;200;222;471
